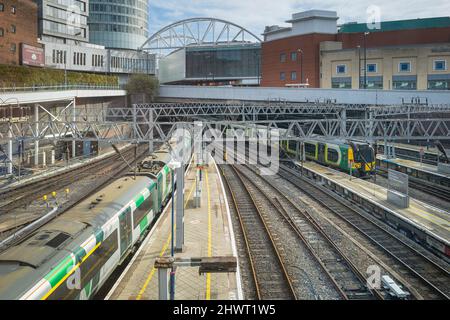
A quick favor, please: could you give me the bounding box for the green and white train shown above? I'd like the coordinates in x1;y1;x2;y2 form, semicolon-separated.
0;141;190;300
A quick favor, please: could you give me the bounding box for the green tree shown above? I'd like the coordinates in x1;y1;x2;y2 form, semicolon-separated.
125;74;159;103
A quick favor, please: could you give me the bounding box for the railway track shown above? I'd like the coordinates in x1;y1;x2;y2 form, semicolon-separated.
220;164;297;300
0;145;141;214
233;164;382;300
0;144;152;244
377;168;450;202
280;162;450;300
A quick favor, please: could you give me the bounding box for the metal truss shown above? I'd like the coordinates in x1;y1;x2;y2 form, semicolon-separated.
133;102;450;121
140;18;262;55
1;103;450;144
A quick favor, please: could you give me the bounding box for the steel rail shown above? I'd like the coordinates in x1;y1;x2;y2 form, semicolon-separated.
280;163;450;300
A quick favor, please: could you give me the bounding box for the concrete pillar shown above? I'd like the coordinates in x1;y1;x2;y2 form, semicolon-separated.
7;125;13;174
34;105;39;166
340;109;347;137
42;151;46;167
175;166;184;252
72;99;76;159
158;268;169;300
51;150;55;165
148;109;154;154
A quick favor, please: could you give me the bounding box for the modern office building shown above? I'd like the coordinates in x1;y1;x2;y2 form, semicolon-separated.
38;0;89;44
158;43;261;86
0;0;43;66
88;0;149;50
261;10;450;90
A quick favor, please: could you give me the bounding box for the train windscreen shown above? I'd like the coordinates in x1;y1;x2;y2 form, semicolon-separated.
356;145;374;163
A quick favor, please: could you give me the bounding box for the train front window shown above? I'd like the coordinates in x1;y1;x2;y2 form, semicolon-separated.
356;145;374;162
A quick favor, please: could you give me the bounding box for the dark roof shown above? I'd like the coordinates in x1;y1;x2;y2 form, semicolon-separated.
339;17;450;33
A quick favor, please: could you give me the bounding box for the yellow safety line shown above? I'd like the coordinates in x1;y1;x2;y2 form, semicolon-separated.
41;242;102;300
205;168;212;300
136;176;197;300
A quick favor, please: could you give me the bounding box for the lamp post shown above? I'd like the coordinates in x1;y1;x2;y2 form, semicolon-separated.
363;32;369;89
168;160;181;300
357;45;361;89
297;49;304;84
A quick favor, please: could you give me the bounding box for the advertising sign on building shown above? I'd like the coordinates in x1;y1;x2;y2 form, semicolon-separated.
21;44;45;67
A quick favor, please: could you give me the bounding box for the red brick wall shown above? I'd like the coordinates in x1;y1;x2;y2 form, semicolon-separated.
261;33;336;87
0;0;40;66
337;27;450;49
261;27;450;88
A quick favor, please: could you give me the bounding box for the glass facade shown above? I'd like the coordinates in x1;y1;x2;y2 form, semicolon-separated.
185;46;261;79
88;0;149;49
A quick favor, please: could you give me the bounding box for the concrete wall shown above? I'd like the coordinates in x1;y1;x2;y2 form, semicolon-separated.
321;43;450;90
159;85;450;105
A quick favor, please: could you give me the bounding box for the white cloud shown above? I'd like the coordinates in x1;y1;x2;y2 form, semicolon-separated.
149;0;450;36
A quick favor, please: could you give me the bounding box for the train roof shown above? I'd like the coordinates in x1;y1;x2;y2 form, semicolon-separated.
0;175;153;299
305;136;372;146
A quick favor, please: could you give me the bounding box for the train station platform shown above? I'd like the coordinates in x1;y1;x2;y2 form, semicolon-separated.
377;155;450;181
106;154;241;300
296;161;450;258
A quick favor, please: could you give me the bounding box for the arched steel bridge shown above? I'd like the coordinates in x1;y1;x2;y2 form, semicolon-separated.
140;17;262;55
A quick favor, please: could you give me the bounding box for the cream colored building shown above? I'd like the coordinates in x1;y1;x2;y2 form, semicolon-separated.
320;42;450;90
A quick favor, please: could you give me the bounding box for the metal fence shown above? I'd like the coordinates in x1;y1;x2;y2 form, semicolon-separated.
0;84;123;93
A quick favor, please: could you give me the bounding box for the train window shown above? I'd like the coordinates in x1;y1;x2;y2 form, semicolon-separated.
305;143;316;156
327;148;339;163
48;230;118;300
166;170;172;192
288;140;297;151
133;194;154;229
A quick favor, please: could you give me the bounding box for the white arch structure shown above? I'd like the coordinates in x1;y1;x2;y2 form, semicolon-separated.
140;17;262;55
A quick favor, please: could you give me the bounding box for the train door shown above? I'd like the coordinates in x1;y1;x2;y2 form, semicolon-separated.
83;141;91;157
119;208;132;256
318;143;326;164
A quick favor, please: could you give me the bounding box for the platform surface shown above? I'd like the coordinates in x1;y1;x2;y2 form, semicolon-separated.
299;161;450;245
107;154;240;300
377;142;440;155
377;155;450;179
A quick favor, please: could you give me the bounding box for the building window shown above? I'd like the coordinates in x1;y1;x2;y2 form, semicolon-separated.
11;5;15;14
280;72;286;81
336;64;346;74
0;28;3;37
291;71;297;81
0;3;4;11
291;52;297;61
10;43;16;52
393;81;417;90
367;63;377;73
280;53;286;63
399;62;411;72
332;77;352;89
428;80;449;90
10;24;15;33
434;60;447;71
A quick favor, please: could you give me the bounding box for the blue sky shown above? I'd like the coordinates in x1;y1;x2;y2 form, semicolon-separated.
148;0;450;36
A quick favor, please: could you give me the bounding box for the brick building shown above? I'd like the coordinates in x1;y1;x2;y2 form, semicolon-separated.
261;11;450;90
0;0;41;65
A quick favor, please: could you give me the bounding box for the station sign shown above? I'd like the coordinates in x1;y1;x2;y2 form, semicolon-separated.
21;44;45;67
388;169;408;196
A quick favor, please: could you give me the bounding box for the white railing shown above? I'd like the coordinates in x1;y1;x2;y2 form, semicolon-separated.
0;84;122;93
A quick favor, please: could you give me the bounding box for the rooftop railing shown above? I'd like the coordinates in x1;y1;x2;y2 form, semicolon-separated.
0;84;123;93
